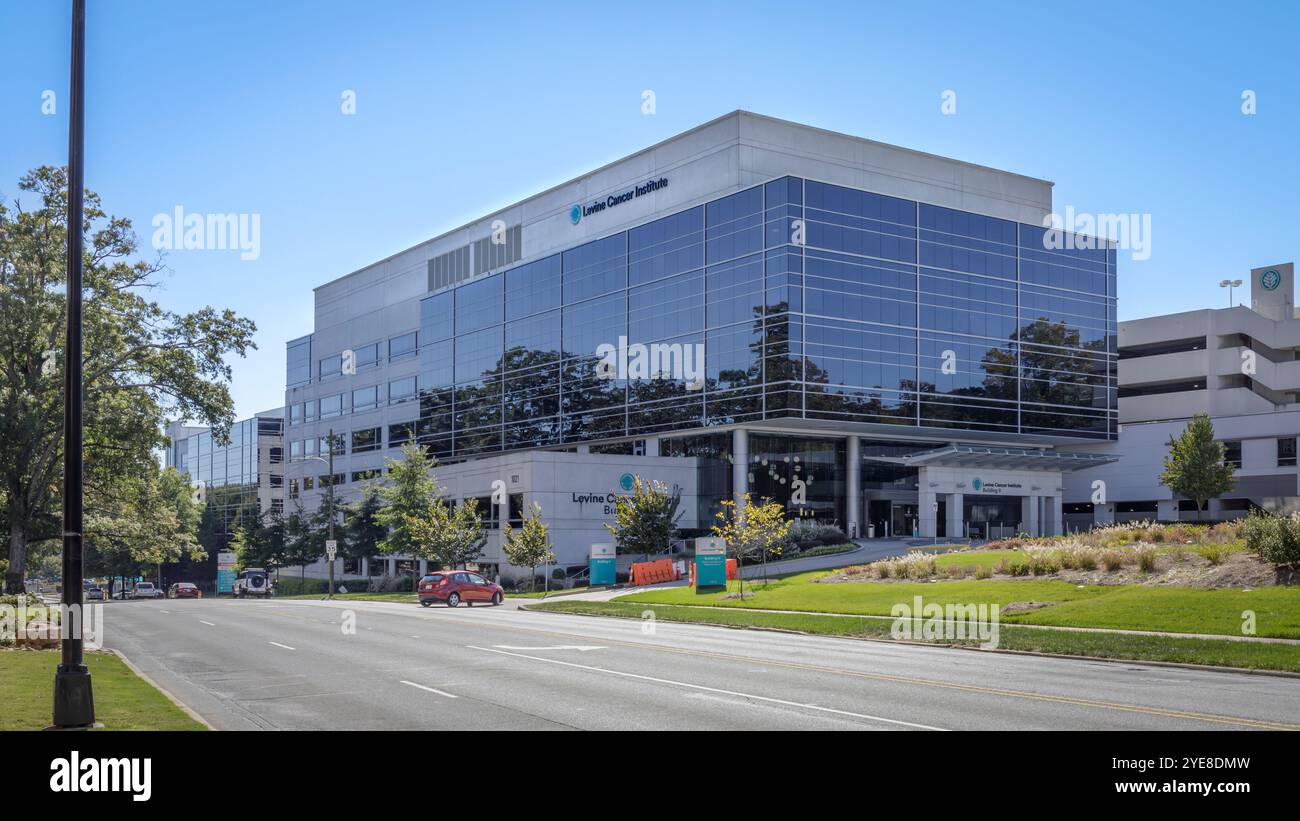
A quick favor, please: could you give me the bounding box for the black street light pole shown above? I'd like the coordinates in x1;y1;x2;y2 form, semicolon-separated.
52;0;95;729
327;429;335;599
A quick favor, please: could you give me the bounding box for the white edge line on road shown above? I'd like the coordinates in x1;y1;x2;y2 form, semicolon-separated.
467;645;947;731
399;680;458;699
267;641;296;651
199;620;216;626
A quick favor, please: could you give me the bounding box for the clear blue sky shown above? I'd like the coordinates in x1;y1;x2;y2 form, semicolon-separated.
3;0;1298;421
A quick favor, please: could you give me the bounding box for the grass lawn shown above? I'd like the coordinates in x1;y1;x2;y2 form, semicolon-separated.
525;600;1300;673
0;650;206;731
619;571;1300;639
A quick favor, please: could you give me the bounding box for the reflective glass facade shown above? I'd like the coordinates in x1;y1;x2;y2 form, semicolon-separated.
167;416;285;544
287;176;1115;473
394;176;1115;459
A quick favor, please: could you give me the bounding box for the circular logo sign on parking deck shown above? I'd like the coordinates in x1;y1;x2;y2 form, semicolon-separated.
972;477;983;492
619;473;636;492
1262;269;1281;290
570;205;582;225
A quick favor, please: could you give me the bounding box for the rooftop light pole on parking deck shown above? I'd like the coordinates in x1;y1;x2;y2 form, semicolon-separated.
1220;279;1242;308
51;0;95;729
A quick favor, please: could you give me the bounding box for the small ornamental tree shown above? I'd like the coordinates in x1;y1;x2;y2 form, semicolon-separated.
404;497;487;569
1159;414;1235;520
502;501;554;591
605;476;683;562
711;494;791;598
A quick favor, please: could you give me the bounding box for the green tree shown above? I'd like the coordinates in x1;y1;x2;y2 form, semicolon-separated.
502;501;553;591
0;166;255;592
444;498;487;569
282;503;327;583
84;466;207;586
342;486;387;566
402;497;487;569
373;443;443;560
1159;413;1235;521
605;476;682;562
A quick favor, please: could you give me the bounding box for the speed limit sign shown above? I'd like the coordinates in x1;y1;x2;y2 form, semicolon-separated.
325;540;337;561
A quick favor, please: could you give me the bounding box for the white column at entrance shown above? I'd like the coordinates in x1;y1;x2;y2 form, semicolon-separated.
1050;496;1064;536
418;559;428;575
644;436;660;457
946;492;964;540
918;489;937;538
1022;495;1040;537
1095;502;1115;526
732;428;749;519
846;436;860;538
360;557;368;576
498;492;510;544
386;557;396;576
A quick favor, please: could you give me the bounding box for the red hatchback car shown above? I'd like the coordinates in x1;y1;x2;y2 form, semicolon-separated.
418;571;503;607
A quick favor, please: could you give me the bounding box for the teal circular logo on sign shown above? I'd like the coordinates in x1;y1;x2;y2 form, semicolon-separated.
1262;269;1281;290
619;473;635;492
972;478;983;492
570;205;582;225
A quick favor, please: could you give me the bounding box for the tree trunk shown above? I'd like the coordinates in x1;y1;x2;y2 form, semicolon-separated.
5;508;28;595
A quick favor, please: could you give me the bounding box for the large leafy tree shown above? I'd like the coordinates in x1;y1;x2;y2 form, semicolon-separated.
0;166;255;592
84;465;207;586
1160;413;1235;520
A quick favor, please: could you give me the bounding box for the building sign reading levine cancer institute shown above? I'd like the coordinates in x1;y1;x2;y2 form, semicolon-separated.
970;478;1023;495
571;177;668;224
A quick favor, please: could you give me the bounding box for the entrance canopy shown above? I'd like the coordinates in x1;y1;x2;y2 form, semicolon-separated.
866;444;1117;473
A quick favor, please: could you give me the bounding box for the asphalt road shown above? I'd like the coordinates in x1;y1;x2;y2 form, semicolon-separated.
100;597;1300;731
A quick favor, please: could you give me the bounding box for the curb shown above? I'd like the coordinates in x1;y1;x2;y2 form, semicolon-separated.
106;648;216;730
519;603;1300;680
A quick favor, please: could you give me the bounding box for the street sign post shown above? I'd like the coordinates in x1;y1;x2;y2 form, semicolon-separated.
589;543;615;586
694;537;727;588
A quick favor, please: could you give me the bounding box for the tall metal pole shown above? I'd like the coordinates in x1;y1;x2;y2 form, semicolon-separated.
52;0;95;728
327;429;335;598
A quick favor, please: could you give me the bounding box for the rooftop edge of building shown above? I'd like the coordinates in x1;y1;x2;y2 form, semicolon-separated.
305;110;1057;303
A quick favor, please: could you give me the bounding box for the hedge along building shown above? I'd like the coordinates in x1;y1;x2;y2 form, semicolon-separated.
281;111;1118;582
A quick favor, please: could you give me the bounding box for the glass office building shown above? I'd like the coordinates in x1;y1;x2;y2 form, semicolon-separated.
282;112;1119;571
166;413;286;547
